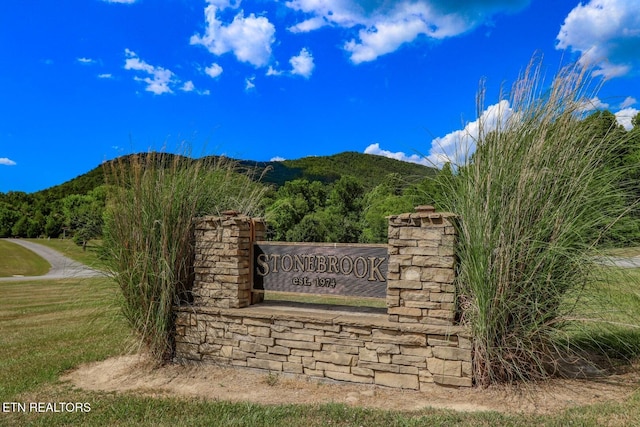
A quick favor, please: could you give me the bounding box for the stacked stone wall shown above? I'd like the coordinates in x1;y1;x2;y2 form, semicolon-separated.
175;305;472;388
176;207;472;388
192;214;266;308
386;206;457;324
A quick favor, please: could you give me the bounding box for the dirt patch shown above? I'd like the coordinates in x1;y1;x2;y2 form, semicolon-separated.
60;355;640;414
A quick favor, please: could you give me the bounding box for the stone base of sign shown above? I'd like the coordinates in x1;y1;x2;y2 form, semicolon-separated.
177;207;473;389
174;302;472;389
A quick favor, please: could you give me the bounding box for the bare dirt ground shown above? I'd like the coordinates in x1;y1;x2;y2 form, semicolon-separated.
61;354;640;415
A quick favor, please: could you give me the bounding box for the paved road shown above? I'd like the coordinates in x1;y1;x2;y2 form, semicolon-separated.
594;255;640;269
0;239;104;282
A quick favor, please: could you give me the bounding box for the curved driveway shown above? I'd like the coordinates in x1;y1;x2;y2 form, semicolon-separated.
594;255;640;269
0;239;104;282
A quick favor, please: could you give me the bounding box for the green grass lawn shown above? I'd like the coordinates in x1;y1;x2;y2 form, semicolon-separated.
0;240;50;277
1;261;640;425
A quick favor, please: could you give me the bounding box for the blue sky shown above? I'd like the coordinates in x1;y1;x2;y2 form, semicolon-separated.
1;0;639;193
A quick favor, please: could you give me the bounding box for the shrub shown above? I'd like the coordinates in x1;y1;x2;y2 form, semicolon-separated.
102;151;266;360
436;59;635;386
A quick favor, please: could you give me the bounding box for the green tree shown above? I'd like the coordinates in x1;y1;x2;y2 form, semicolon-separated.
11;216;31;237
265;179;327;241
286;212;332;242
327;175;364;216
581;110;628;167
28;210;46;238
0;202;20;237
61;188;105;250
44;213;64;238
322;176;364;243
580;111;640;246
631;111;640;130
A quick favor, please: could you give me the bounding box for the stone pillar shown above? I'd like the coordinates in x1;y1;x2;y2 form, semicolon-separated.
192;211;265;309
386;206;457;324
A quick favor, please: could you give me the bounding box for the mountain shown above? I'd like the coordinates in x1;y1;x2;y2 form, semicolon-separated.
35;151;436;198
243;151;436;189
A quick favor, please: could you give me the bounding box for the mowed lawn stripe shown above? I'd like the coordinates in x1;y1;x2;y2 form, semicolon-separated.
0;278;127;401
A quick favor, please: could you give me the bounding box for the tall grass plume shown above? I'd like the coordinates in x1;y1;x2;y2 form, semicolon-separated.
437;59;637;386
102;150;266;361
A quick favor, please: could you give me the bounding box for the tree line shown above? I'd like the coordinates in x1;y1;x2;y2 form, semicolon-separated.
2;109;640;247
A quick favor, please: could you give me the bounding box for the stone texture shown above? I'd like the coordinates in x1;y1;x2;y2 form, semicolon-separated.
427;358;462;377
432;346;473;362
375;372;419;390
433;375;473;387
174;210;472;390
247;358;283;371
325;371;374;384
313;351;354;366
387;210;457;325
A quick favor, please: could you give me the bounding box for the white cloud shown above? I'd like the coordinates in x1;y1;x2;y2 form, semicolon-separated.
345;17;430;64
577;96;610;112
102;0;137;3
191;3;276;68
124;49;175;95
270;156;286;161
98;73;113;79
205;63;223;78
181;81;195;92
266;51;314;78
285;0;360;31
266;65;283;76
427;100;514;167
180;81;210;95
286;0;529;63
0;158;16;166
615;107;639;130
288;16;326;33
413;99;637;168
245;76;256;90
556;0;640;78
206;0;236;8
621;96;637;109
289;48;314;78
364;143;431;166
77;57;96;64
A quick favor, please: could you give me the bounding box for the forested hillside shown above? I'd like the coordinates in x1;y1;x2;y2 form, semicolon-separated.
0;151;434;243
223;151;435;189
2;110;640;246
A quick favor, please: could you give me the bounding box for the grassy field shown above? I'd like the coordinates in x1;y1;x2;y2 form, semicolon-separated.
1;256;640;425
0;240;50;277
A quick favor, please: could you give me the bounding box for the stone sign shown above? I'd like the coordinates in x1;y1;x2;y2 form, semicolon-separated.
253;242;388;298
178;209;472;389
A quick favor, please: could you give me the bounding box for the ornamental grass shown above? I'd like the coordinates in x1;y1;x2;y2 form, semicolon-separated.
102;150;266;360
437;59;637;386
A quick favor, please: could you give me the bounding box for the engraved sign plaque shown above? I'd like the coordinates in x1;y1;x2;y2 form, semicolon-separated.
253;242;388;298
